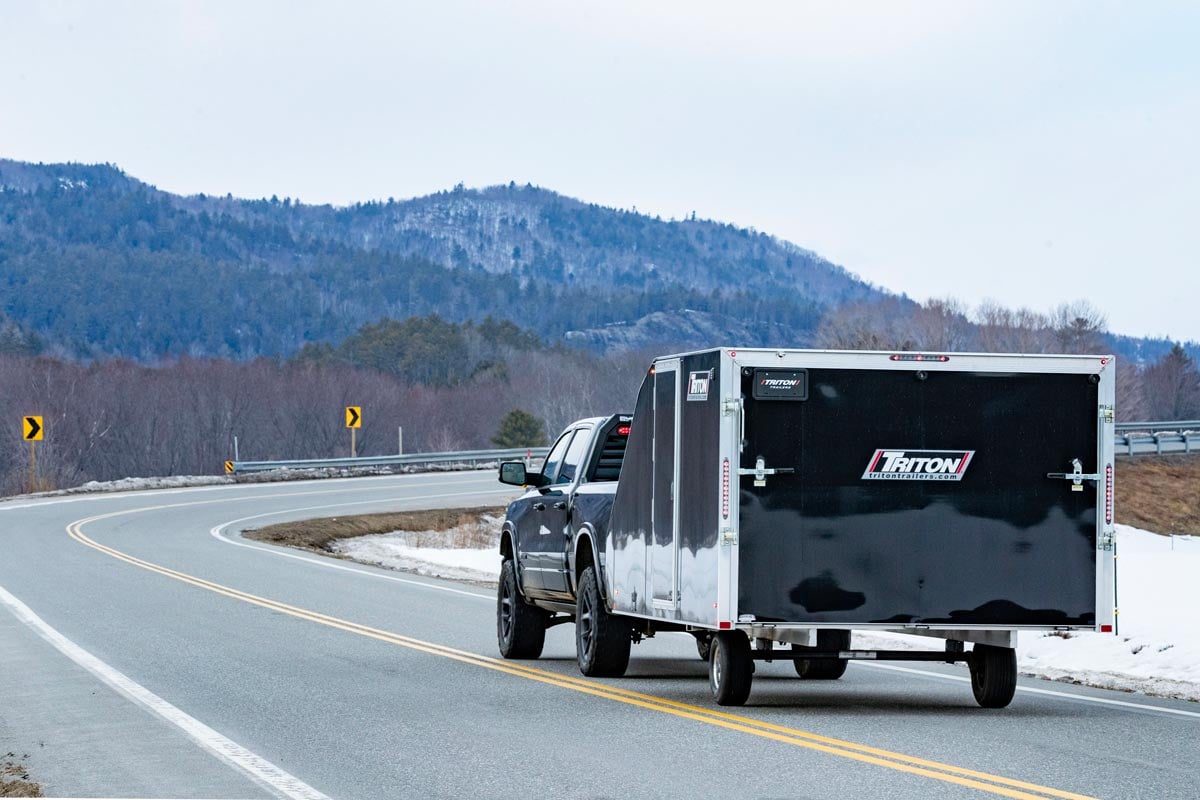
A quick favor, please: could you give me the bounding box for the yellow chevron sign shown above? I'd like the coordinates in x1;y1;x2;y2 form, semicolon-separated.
23;416;44;441
346;406;362;429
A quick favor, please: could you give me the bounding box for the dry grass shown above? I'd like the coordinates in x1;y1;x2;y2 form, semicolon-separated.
0;757;41;798
1116;455;1200;535
245;507;504;552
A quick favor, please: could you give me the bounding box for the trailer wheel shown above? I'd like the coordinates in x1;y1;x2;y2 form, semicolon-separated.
694;632;713;662
793;630;850;680
497;559;547;659
576;566;631;677
969;644;1017;708
710;632;753;706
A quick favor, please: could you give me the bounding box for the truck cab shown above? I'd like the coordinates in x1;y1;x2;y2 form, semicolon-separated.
495;413;631;659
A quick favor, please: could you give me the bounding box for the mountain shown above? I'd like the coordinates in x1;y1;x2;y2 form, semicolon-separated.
0;159;882;359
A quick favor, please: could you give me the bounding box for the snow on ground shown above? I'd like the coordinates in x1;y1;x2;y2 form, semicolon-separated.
331;516;504;583
335;521;1200;702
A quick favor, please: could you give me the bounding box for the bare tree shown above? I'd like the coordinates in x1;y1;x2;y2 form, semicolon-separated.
1049;300;1108;354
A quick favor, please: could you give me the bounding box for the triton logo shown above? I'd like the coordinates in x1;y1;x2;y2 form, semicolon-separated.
761;379;802;388
686;370;712;401
862;449;975;481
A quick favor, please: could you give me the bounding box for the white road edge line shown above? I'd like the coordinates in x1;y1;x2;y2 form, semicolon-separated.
857;662;1200;719
0;584;332;800
210;488;505;602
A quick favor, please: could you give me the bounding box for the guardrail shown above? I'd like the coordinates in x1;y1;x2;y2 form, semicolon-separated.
230;447;550;475
1114;420;1198;457
228;419;1200;474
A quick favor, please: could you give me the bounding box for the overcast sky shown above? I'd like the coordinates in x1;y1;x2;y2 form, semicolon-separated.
3;1;1197;341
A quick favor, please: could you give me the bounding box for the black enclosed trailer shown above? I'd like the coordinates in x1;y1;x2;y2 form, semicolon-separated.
603;347;1117;706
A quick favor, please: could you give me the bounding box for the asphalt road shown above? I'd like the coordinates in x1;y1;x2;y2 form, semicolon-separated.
1;472;1197;800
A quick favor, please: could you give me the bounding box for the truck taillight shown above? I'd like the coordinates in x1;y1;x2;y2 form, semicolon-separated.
721;458;730;519
617;426;631;436
1105;463;1113;525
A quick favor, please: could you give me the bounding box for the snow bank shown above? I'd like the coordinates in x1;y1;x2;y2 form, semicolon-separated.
330;516;503;583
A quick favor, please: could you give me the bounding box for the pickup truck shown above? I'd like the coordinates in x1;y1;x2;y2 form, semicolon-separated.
496;413;637;676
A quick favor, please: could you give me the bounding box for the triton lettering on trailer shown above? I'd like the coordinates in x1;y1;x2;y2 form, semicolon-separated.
861;449;975;481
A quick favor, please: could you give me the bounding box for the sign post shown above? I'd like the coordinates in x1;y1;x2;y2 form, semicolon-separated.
345;406;362;457
23;415;43;492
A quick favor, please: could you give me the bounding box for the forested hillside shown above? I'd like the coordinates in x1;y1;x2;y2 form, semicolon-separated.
0;159;870;359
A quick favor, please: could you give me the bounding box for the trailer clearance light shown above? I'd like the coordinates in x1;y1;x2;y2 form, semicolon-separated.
1105;463;1114;524
1100;624;1113;633
889;353;950;362
721;458;731;519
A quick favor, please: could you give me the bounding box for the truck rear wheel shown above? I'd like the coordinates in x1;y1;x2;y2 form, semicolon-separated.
710;631;753;706
793;629;851;680
970;644;1017;708
497;559;547;659
576;566;631;677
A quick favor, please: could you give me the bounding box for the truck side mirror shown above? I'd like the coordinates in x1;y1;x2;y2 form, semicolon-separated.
499;461;528;486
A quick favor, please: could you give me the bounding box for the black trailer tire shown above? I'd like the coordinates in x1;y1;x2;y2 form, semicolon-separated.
710;632;753;706
497;559;547;659
576;566;631;677
793;629;851;680
969;644;1018;708
694;632;713;662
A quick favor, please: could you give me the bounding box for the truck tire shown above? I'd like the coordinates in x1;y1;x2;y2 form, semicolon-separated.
710;631;753;706
969;644;1017;708
576;566;631;677
497;559;547;659
793;629;851;680
694;632;714;662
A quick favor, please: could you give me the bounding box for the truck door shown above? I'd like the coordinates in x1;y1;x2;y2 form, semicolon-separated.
517;428;574;598
651;362;680;608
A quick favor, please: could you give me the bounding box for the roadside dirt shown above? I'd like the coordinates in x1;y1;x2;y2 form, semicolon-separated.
0;757;41;798
245;507;505;552
1116;455;1200;535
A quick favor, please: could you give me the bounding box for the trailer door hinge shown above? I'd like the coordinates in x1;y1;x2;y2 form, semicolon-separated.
720;527;738;545
1098;531;1115;551
1046;458;1100;492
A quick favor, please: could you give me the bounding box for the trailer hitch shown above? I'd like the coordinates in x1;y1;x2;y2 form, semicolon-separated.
1046;458;1100;492
739;456;795;487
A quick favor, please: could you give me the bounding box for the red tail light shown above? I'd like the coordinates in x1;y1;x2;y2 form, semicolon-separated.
617;426;631;436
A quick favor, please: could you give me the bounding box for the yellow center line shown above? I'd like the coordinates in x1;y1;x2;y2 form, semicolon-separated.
64;501;1097;800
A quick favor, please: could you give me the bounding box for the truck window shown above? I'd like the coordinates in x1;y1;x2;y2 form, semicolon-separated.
588;423;630;482
556;427;593;484
540;431;574;485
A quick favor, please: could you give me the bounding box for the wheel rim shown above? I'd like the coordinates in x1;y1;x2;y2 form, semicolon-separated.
578;584;595;661
499;575;514;644
711;642;722;691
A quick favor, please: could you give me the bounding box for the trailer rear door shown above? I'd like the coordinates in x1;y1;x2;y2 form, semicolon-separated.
737;366;1101;627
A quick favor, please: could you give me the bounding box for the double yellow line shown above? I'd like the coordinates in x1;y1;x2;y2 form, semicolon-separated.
67;504;1096;800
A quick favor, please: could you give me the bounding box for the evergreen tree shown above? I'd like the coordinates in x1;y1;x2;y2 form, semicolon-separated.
492;409;547;448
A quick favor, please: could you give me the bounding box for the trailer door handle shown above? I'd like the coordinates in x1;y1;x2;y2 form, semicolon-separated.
1046;458;1100;492
738;456;795;487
